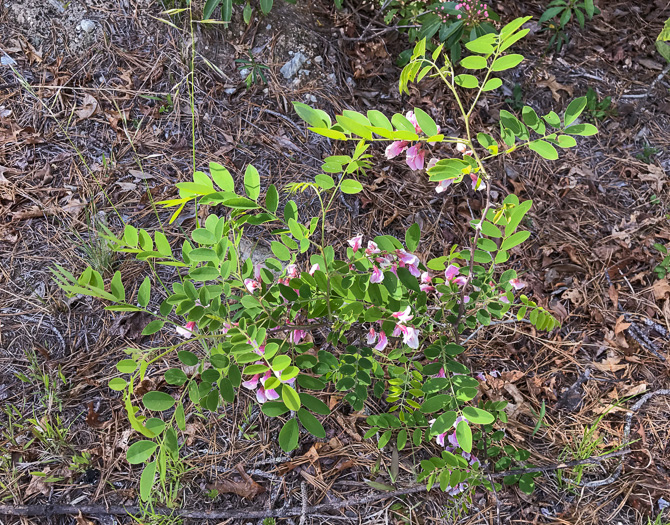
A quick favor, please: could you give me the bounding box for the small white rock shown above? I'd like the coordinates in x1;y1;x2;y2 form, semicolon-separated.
314;56;323;64
80;19;96;33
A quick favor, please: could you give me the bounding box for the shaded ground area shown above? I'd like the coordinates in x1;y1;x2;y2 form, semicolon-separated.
1;0;670;524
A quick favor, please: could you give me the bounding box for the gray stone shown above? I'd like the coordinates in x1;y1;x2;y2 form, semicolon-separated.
80;19;95;33
280;52;307;79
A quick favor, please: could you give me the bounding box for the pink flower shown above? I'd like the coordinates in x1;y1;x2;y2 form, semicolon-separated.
420;283;435;292
427;158;439;170
444;264;460;281
285;264;299;279
396;324;419;349
499;294;510;304
176;320;196;338
309;263;320;276
370;266;384;284
245;368;295;404
421;272;432;284
348;234;363;252
397;249;419;267
374;330;388;351
509;278;525;290
456;142;473;156
407;263;421;278
242;374;260;390
244;278;260;293
290;329;306;344
405;144;425;171
405;110;422;133
366;241;380;255
392;306;413;323
470;173;485;191
436;367;446;378
435;179;453;193
385;140;409;159
366;327;377;345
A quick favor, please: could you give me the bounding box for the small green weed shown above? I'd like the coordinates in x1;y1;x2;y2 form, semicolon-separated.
236;53;269;88
636;142;661;164
584;87;616;122
653;242;670;279
505;83;524;111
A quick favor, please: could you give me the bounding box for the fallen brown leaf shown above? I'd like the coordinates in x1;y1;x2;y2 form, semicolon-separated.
207;465;265;500
652;279;670;300
594;350;627;373
537;74;574;101
76;94;98;120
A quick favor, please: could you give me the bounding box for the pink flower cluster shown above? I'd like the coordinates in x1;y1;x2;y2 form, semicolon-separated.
431;142;486;194
242;359;296;404
366;306;420;350
385;111;441;171
429;414;481;495
348;234;422;284
435;0;490;24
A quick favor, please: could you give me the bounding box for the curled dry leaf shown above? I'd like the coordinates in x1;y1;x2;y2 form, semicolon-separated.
652;278;670;300
537;74;574;102
76;94;98;120
638;164;666;192
207;465;265;500
594;349;627;373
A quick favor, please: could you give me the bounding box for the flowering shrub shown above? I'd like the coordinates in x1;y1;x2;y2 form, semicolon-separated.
53;17;597;501
384;0;500;64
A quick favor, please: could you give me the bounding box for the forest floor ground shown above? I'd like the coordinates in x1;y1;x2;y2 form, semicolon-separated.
1;1;670;524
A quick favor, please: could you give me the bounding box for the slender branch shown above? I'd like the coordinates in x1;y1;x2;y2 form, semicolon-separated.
0;485;428;520
488;449;630;479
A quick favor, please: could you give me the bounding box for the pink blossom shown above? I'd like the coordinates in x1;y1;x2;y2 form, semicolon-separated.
427;158;439;170
385;140;409;159
397;249;419;267
244;367;295;404
244;278;260;293
374;330;388;351
348;234;363;252
290;329;306;344
420;283;435;292
421;272;432;284
456;142;473;156
366;327;377;345
242;374;260;390
509;278;525;290
366;241;380;255
176;320;196;338
397;324;419;349
405;110;422;133
454;275;468;286
392;306;413;323
407;263;421;278
286;264;299;279
436;367;446;378
444;264;460;281
470;173;485;191
499;294;510;304
309;263;320;276
435;179;453;193
405;144;425;171
370;266;384;284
